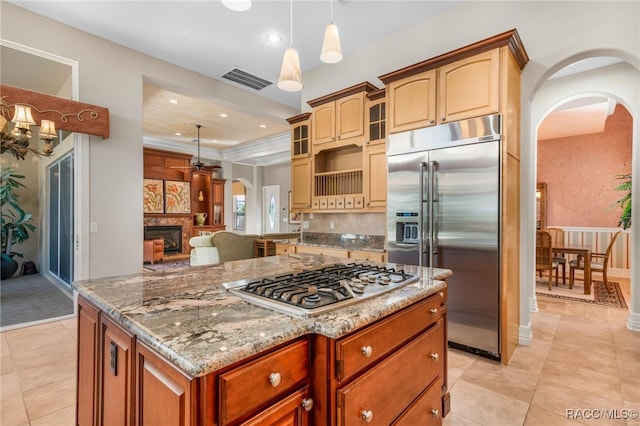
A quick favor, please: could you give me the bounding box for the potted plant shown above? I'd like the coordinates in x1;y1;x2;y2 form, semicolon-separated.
614;173;631;229
1;168;36;279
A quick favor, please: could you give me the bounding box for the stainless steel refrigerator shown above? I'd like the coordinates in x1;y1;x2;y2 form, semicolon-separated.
387;114;501;360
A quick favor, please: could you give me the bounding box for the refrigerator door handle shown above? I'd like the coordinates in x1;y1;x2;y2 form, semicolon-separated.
419;161;428;270
428;161;438;270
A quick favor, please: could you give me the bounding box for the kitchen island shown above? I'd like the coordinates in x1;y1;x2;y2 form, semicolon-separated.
75;254;451;426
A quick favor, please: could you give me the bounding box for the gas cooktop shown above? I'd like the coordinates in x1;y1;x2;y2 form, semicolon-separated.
223;263;421;317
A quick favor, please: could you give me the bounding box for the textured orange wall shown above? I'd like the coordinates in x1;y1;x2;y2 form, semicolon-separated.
537;104;632;228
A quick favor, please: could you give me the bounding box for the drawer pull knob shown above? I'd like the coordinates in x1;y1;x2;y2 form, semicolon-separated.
361;346;373;357
301;398;314;411
361;410;373;423
430;119;435;124
430;352;439;361
268;372;281;387
430;308;438;315
432;409;440;417
439;291;444;298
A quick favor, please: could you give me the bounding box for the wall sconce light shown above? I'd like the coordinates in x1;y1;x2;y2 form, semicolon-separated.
39;119;57;155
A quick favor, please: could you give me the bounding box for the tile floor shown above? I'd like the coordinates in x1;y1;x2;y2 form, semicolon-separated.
1;279;638;425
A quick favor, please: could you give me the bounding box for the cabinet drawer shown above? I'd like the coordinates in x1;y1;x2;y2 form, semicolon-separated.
319;198;328;209
344;197;354;209
335;197;345;208
219;339;309;425
327;198;336;209
392;377;442;426
336;291;445;381
240;386;311;426
275;243;295;255
349;250;385;263
337;322;444;426
354;196;364;208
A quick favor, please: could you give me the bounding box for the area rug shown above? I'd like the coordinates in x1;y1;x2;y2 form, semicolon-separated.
143;259;191;272
536;280;628;309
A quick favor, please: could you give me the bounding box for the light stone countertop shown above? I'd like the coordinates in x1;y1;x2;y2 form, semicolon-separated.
74;254;451;378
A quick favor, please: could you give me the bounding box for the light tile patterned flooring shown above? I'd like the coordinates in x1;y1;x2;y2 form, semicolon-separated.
1;279;638;425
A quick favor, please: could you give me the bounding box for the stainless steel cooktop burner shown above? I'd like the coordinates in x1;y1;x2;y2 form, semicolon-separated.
223;263;420;316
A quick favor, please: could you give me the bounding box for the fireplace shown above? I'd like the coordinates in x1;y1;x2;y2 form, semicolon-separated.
144;226;183;255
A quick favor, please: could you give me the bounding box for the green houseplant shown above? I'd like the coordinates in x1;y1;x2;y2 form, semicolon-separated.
614;173;632;230
1;168;36;279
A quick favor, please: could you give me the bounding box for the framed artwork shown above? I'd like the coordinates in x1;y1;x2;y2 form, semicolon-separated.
165;180;191;214
143;179;164;213
288;191;301;224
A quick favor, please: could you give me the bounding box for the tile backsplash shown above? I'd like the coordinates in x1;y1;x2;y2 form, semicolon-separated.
302;212;385;236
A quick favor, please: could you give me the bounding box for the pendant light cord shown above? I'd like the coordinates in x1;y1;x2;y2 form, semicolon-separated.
289;0;293;48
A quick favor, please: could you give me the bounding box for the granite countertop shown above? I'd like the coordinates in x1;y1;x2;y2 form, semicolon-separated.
74;254;451;379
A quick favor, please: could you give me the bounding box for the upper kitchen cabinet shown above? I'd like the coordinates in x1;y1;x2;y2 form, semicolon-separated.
386;69;437;134
437;49;499;123
308;82;378;148
365;89;387;146
287;113;312;159
291;157;312;210
380;29;528;136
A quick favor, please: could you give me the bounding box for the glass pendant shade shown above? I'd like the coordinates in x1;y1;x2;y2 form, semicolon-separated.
221;0;251;12
39;119;57;139
11;105;36;126
277;47;303;92
320;23;343;63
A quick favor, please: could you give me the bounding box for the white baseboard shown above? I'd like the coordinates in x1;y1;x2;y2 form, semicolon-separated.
627;312;640;332
519;323;532;346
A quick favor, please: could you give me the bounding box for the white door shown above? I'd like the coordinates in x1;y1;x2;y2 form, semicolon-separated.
262;185;280;233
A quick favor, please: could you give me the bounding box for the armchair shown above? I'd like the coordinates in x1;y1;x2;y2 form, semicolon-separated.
569;231;621;293
143;239;164;264
536;230;559;290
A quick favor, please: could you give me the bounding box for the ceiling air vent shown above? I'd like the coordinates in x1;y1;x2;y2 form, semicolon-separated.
222;68;273;91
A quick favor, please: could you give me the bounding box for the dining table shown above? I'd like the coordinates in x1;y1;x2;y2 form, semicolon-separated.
552;243;592;295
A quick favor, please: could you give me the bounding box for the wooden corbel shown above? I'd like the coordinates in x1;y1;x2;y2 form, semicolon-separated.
0;84;110;139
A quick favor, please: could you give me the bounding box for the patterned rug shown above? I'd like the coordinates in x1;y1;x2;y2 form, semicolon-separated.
536;281;628;309
143;259;191;272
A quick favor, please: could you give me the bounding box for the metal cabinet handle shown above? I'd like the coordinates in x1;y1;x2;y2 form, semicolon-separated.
430;352;439;361
429;119;435;124
432;409;440;417
361;410;373;423
441;117;446;121
361;346;373;357
268;372;281;387
301;398;314;411
430;308;438;315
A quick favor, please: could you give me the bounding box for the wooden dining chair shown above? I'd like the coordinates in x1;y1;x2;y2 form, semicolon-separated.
536;230;559;290
545;227;567;284
569;231;622;293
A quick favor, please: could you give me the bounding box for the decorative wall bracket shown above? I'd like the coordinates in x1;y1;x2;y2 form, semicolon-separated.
0;84;110;139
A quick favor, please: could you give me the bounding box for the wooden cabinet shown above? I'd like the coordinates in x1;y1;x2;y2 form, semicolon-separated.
387;69;437;134
437;49;499;123
312;289;449;425
241;386;311;426
219;338;309;425
308;82;378;147
291;157;312;210
366;89;386;146
364;143;387;209
77;296;100;426
191;171;226;234
295;244;349;258
287;113;312;159
100;316;135;426
350;250;385;262
136;342;195;426
275;243;295;255
311;92;366;146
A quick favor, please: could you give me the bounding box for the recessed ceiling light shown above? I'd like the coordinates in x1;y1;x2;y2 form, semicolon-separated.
175;132;182;136
169;99;179;104
266;33;281;44
220;113;228;118
259;124;267;128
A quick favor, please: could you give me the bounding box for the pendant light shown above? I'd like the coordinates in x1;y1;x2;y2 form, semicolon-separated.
320;0;343;63
221;0;251;12
277;0;303;91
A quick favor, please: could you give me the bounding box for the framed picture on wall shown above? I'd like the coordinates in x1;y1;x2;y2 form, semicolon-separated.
143;179;164;213
288;191;301;224
165;180;191;214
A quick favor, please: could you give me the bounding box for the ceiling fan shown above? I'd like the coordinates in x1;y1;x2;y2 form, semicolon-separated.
172;124;221;172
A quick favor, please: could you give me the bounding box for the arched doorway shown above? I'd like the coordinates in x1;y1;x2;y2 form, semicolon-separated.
524;54;639;336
